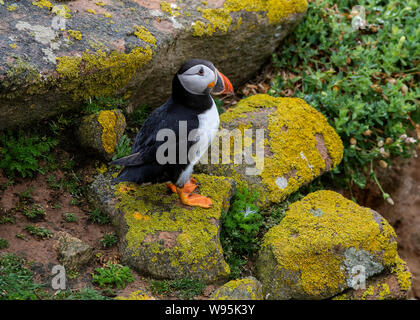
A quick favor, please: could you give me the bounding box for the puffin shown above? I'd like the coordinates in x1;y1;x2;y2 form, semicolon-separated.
111;59;234;208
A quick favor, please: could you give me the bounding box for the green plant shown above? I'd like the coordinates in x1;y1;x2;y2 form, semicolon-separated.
100;233;118;248
0;253;44;300
19;187;34;200
220;187;263;279
150;278;206;299
22;204;46;221
270;0;419;200
111;135;131;161
0;237;9;249
82;96;128;115
127;105;151;127
15;234;25;240
92;262;134;289
63;212;78;223
88;208;110;225
221;187;263;255
46;174;62;190
0;130;58;178
51;288;109;300
24;225;53;239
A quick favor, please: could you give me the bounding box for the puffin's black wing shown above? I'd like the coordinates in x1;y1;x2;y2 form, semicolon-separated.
111;98;199;167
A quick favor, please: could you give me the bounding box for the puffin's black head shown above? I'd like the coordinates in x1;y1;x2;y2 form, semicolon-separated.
175;59;234;97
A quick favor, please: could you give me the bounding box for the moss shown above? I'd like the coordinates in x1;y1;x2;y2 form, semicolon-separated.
95;1;106;6
97;110;125;155
67;30;82;41
86;8;96;14
114;174;231;277
260;190;410;298
193;0;307;37
219;94;343;204
102;12;112;18
9;43;17;49
56;46;153;100
134;26;157;46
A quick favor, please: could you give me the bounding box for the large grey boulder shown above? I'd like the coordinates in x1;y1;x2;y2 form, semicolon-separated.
0;0;307;129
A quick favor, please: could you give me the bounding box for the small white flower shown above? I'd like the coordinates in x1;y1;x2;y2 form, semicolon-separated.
243;205;257;217
400;134;407;139
378;140;384;147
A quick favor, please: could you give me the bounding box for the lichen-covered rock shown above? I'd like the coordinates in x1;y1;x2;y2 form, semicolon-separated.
88;170;235;283
53;231;93;271
333;266;411;300
197;94;343;207
256;190;411;300
77;109;126;160
210;276;263;300
115;290;156;300
0;0;307;129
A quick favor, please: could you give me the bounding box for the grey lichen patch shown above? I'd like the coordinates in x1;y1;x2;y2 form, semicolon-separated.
309;208;324;217
15;21;57;45
343;247;384;288
15;21;61;64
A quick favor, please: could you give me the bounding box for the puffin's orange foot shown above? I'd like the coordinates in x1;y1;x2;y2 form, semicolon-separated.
166;178;198;194
177;188;213;209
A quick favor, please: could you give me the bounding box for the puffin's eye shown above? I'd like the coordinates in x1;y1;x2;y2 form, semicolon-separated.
197;68;204;76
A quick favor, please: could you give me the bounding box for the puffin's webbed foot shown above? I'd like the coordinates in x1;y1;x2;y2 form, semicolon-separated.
166;178;212;208
166;177;197;194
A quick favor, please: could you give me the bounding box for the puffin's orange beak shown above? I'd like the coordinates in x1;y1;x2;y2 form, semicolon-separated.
212;69;234;95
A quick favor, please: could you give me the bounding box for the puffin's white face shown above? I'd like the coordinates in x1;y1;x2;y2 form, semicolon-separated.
177;64;217;95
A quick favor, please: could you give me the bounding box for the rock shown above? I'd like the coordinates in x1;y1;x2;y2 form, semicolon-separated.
115;290;155;300
197;94;343;207
210;276;264;300
0;0;308;129
333;265;411;300
77;109;126;160
53;231;93;271
88;170;235;283
256;190;412;300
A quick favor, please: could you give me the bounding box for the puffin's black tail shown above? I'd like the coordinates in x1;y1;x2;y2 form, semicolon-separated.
111;166;146;185
110;152;142;167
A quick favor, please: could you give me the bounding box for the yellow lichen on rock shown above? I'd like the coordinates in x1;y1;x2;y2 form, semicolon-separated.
67;30;82;41
161;1;180;17
256;190;412;299
32;0;52;9
134;26;157;46
211;277;263;300
115;290;155;300
113;174;233;281
56;46;153;100
211;94;343;205
97;110;125;155
193;0;307;36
